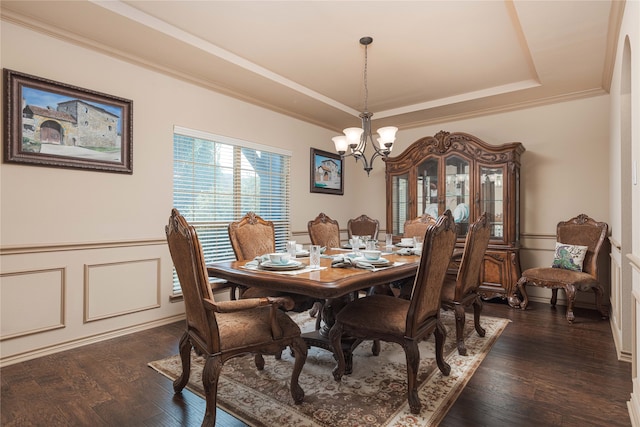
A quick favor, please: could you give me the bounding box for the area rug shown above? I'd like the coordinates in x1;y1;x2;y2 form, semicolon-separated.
149;310;509;426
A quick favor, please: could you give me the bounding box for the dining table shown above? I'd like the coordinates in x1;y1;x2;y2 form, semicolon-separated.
207;248;421;373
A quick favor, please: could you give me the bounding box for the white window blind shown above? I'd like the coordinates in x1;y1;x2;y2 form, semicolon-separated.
172;126;291;294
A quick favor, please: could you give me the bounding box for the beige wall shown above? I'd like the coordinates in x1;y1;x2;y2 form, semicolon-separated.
0;21;340;363
0;7;631;370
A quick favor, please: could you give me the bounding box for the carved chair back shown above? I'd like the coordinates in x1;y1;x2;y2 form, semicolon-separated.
556;214;608;279
406;210;457;337
228;212;276;261
347;214;380;240
166;209;220;354
403;213;437;239
454;212;491;300
308;212;341;249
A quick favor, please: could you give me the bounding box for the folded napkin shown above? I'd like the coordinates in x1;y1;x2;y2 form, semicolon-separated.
330;255;374;270
395;248;421;256
243;254;271;268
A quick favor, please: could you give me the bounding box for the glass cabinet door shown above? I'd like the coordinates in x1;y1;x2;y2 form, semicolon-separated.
480;166;505;241
417;158;439;218
391;173;409;235
445;155;470;238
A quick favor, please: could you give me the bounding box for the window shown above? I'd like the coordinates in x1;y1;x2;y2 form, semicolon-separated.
172;126;291;294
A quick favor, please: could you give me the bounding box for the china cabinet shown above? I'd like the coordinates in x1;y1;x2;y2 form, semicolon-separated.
385;131;525;306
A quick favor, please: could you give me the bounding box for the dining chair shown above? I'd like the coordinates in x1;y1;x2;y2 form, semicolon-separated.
441;212;491;355
403;213;437;239
329;210;457;414
228;211;277;261
386;213;439;300
227;211;276;301
306;212;343;327
307;212;341;249
516;213;609;323
165;208;307;427
347;214;380;240
229;212;317;312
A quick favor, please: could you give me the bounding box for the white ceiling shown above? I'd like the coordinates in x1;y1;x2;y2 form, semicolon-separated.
1;0;623;132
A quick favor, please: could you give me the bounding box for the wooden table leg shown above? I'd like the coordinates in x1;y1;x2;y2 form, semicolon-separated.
301;294;360;374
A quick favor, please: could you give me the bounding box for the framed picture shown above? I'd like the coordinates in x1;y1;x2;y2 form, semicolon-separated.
3;69;133;174
310;147;343;195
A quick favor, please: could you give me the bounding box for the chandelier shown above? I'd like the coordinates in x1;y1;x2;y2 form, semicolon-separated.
332;36;398;176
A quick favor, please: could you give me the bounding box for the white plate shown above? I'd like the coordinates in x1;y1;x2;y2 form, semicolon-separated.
425;203;438;217
453;203;469;222
353;257;391;266
343;243;366;249
296;250;310;256
259;260;305;271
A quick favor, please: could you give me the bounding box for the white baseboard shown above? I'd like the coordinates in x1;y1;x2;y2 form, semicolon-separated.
0;314;185;368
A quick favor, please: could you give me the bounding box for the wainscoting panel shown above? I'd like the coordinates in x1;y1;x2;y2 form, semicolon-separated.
0;239;185;366
610;244;624;358
0;268;65;340
84;258;161;322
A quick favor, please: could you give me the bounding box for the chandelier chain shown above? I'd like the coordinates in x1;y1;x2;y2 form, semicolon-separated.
363;43;369;112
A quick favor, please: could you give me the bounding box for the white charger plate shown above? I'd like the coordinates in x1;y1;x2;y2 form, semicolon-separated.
259;260;305;271
353;257;391;266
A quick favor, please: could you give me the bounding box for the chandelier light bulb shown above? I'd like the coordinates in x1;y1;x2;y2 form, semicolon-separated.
343;127;364;147
377;126;398;145
377;137;393;152
332;135;349;153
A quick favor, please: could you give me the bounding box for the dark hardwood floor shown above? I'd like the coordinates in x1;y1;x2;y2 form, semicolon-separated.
1;300;632;426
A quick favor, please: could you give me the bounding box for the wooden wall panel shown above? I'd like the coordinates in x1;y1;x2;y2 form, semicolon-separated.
0;268;65;340
84;258;160;322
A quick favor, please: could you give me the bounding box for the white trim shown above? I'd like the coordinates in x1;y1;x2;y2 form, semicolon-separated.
0;314;184;368
173;125;292;157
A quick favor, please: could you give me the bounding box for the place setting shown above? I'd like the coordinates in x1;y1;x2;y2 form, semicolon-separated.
330;249;396;271
394;236;423;256
243;245;326;274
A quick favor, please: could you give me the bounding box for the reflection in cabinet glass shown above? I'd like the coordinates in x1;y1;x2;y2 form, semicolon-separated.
385;131;525;307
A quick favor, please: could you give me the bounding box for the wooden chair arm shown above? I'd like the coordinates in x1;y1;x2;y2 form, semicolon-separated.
209;296;295;313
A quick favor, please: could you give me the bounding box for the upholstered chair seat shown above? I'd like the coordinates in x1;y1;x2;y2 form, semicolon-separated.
215;305;302;350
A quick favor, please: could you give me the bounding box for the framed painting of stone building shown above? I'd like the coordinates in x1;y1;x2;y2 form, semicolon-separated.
3;69;133;174
310;147;343;195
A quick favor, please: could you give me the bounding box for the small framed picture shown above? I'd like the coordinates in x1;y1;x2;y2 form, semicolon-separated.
3;69;133;174
310;147;343;195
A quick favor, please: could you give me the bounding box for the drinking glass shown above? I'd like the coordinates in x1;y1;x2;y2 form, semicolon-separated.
385;233;393;247
366;239;377;251
287;240;297;258
413;235;424;251
309;245;321;269
349;236;361;256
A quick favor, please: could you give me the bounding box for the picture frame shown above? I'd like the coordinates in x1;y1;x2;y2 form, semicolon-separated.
3;69;133;174
310;147;343;195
